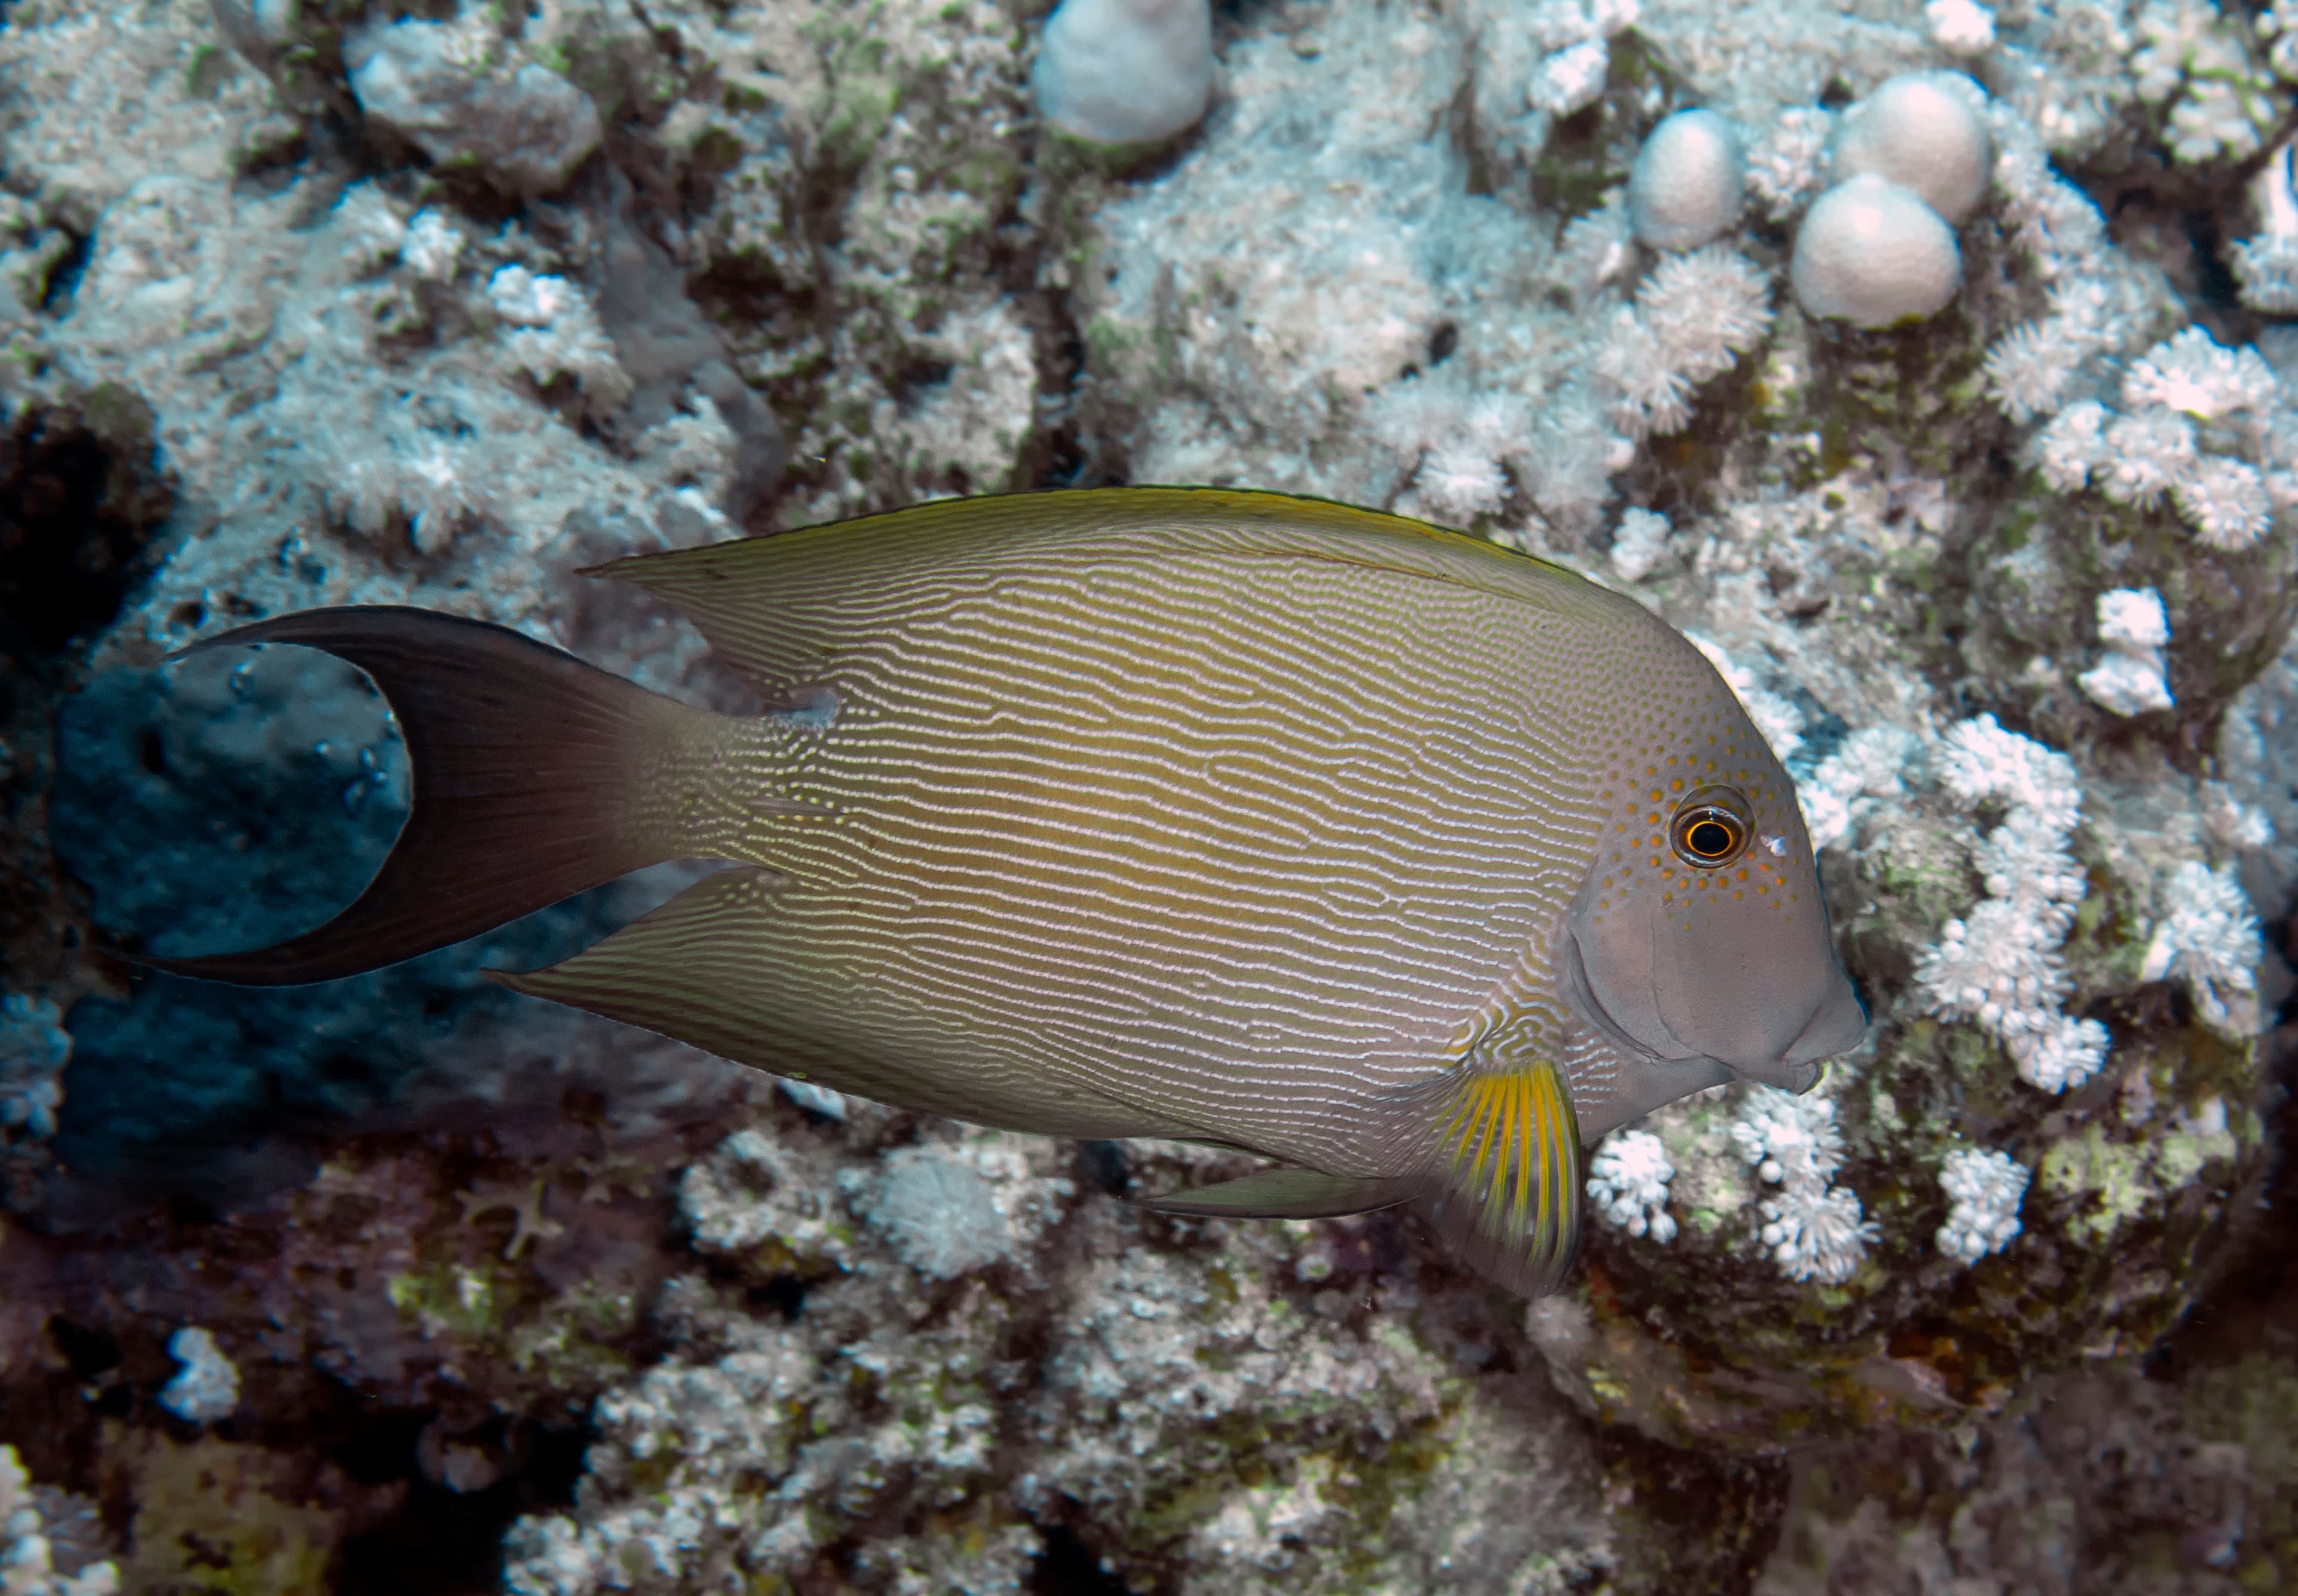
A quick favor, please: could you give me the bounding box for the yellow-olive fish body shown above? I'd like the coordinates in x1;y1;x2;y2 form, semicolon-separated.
147;488;1865;1294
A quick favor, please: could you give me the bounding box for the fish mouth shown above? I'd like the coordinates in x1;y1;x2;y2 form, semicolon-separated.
1562;920;1861;1095
1783;971;1870;1066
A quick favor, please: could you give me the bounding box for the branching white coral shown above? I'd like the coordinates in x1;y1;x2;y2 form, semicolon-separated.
2033;399;2111;490
1927;0;1996;54
1586;1129;1676;1242
1530;38;1609;114
1758;1182;1880;1287
2121;326;2277;419
2232;140;2298;315
1521;0;1638;115
487;265;631;409
1989;108;2111;275
1919;716;2108;1093
401;207;465;281
1729;1086;1847;1185
1984;274;2127;424
2200;780;2275;850
158;1327;240;1424
2101;408;2199;508
2079;586;2174;716
2138;860;2261;1025
0;992;69;1141
1364;370;1535;525
1798;726;1918;851
1746;108;1832;220
1513;384;1628;538
1730;1086;1877;1285
1984;320;2087;424
1558;189;1635;302
2131;0;2277;163
2026;322;2282;551
1938;712;2084;830
1607;506;1670;582
1936;1147;2028;1263
1595;247;1771;439
2172;454;2275;550
0;1446;118;1596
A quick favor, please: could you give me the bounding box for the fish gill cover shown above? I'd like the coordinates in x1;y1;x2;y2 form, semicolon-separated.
0;0;2295;1590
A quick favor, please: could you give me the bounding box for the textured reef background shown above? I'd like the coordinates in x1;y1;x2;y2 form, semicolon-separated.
4;0;2298;1589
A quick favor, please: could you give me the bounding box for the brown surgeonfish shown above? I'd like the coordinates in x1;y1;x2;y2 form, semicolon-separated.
142;488;1866;1295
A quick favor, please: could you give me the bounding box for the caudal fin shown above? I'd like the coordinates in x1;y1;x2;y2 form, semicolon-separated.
1412;1057;1585;1297
135;607;709;986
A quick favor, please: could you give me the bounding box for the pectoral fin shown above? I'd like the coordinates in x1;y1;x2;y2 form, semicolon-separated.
1141;1167;1411;1220
1412;1055;1585;1297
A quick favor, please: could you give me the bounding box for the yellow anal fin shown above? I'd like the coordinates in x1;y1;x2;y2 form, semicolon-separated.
1415;1057;1584;1297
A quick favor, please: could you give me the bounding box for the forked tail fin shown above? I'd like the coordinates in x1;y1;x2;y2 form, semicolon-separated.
1412;1056;1585;1297
134;607;718;986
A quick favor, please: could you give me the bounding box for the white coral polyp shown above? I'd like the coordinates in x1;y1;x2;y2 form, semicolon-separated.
2120;326;2277;419
2139;860;2261;1025
1938;713;2083;829
1983;319;2084;423
1731;1086;1877;1285
1920;717;2106;1093
1936;1147;2028;1263
1759;1181;1878;1285
1595;247;1771;439
1586;1129;1676;1242
2006;1013;2110;1094
2033;400;2110;491
2098;408;2197;507
2172;455;2275;551
1530;38;1609;114
2096;586;2171;649
2080;651;2175;715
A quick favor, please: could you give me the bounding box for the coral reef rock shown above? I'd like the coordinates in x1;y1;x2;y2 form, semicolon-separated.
1;0;2294;1586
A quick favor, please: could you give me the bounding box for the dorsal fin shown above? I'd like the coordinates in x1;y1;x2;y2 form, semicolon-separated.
583;488;1610;698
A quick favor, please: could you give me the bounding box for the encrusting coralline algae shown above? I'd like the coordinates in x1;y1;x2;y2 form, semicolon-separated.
1;0;2296;1585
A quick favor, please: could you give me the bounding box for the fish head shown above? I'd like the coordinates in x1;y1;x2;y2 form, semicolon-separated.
1561;679;1866;1117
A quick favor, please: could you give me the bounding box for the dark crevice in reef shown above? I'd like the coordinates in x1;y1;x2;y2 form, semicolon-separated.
333;1409;594;1596
0;393;180;1017
0;394;178;677
1028;1521;1132;1596
1593;1428;1792;1595
2146;992;2298;1382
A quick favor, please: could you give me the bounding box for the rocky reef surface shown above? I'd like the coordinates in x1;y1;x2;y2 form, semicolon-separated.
2;0;2296;1589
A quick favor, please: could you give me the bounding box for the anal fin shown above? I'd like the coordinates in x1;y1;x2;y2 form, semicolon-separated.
1412;1055;1584;1297
1141;1167;1410;1220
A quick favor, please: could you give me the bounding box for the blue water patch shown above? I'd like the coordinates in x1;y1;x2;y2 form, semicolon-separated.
44;645;689;1218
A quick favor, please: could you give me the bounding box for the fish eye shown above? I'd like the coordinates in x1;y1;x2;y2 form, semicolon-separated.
1668;785;1752;869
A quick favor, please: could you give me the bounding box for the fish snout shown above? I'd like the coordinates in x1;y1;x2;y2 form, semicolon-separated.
1721;973;1867;1092
1785;971;1870;1067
